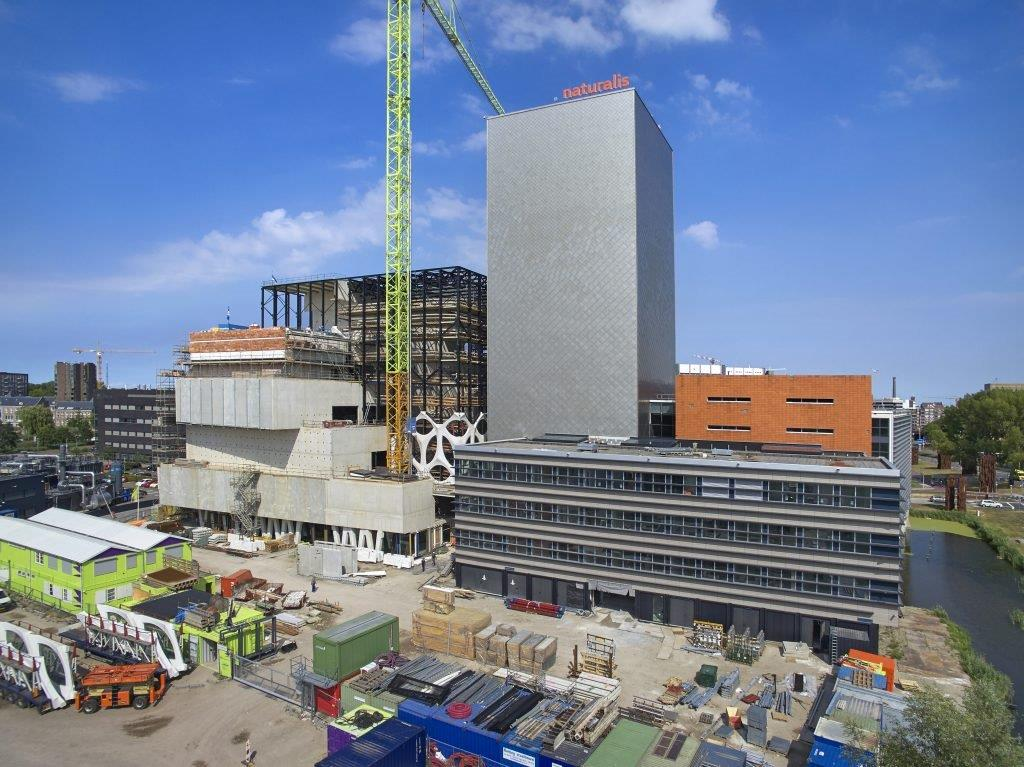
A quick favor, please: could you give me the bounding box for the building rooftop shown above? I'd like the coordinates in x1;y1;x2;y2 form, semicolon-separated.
51;400;94;410
456;436;896;475
30;507;186;552
0;396;48;407
0;515;126;563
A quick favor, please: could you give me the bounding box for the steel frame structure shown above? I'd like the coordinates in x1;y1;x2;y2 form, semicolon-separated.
260;267;486;425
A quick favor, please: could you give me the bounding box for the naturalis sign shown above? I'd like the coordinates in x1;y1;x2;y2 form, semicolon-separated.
561;73;631;100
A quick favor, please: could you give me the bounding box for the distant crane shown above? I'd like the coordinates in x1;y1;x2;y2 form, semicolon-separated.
383;0;503;473
72;346;155;386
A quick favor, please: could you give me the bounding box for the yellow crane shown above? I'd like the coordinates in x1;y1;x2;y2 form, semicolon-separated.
384;0;503;474
71;346;155;386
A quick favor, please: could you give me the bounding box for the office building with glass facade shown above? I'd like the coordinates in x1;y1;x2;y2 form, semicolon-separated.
453;437;904;653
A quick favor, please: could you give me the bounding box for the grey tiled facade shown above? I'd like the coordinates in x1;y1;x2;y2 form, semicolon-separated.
453;439;904;652
486;89;675;440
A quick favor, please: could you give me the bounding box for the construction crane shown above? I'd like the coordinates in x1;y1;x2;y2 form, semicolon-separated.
72;346;155;386
384;0;503;473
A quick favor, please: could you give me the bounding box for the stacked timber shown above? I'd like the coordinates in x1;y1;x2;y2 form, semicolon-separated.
474;624;558;673
410;606;491;659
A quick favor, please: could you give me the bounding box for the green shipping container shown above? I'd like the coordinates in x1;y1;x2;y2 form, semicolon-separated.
313;611;399;682
341;681;403;715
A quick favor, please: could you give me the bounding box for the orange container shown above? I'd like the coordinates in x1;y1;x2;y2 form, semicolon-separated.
848;648;896;691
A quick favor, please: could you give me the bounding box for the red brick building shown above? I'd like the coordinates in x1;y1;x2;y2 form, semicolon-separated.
675;373;873;455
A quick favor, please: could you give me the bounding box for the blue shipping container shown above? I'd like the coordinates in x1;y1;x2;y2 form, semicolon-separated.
397;698;434;729
314;719;426;767
428;704;507;764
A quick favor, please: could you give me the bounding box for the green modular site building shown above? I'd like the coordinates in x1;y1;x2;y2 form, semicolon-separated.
0;507;191;613
314;611;399;682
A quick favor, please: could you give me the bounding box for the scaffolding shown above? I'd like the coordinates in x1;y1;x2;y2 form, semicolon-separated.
153;346;187;465
259;267;486;423
230;469;261;537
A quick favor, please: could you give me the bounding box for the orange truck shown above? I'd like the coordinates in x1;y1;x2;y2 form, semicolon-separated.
75;662;168;713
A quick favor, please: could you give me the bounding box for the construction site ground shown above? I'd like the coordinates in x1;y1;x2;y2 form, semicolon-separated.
1;546;888;767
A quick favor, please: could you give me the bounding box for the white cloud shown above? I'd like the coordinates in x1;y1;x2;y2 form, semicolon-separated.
337;156;376;170
48;72;143;103
742;25;762;42
414;131;486;157
225;77;255;86
688;72;710;91
420;187;482;222
622;0;729;42
490;2;622;53
683;220;719;249
461;130;487;152
714;78;752;100
107;184;386;291
683;74;754;135
834;115;851;129
906;73;959;92
330;18;386;63
883;45;959;107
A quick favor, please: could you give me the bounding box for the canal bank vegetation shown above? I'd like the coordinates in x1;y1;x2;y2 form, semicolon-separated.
911;507;1024;573
930;606;1013;702
1010;609;1024;632
880;675;1024;767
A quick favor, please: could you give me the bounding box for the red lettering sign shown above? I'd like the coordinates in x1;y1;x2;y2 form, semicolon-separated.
562;73;631;100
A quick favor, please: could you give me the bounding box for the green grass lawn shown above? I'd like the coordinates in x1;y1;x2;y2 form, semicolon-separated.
909;514;978;538
979;508;1024;557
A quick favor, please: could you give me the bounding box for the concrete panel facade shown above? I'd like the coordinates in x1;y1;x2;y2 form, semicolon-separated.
486;89;675;440
184;424;385;475
159;464;434;535
176;377;363;430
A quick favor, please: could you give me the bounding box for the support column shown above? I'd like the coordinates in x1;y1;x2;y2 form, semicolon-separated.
331;526;341;545
294;522;303;544
375;530;384;552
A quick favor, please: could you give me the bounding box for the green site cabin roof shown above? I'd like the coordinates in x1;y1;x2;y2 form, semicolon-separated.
585;719;661;767
30;507;187;552
0;515;129;564
316;611;397;642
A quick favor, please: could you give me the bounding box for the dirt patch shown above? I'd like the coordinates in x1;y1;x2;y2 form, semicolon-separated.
231;730;251;745
123;715;173;738
192;762;208;767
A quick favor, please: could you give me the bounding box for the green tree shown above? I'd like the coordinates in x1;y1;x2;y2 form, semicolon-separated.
880;678;1024;767
926;389;1024;473
66;415;94;444
0;422;18;453
18;404;55;441
26;380;56;397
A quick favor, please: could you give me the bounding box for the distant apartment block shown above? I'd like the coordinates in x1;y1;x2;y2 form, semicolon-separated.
914;401;945;435
55;361;97;402
95;388;156;460
984;382;1024;391
675;371;873;454
0;372;28;397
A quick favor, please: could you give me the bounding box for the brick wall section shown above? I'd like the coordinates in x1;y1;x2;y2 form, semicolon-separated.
675;374;873;455
188;327;287;354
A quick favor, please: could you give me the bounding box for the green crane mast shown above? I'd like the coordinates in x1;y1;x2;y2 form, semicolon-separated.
384;0;503;474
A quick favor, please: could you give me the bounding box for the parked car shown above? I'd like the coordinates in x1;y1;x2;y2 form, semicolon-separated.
980;499;1004;508
0;588;13;612
929;495;944;504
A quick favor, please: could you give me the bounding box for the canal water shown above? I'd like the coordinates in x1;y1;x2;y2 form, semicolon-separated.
903;529;1024;734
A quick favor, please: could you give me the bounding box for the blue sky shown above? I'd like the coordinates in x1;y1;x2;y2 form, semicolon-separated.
1;0;1021;401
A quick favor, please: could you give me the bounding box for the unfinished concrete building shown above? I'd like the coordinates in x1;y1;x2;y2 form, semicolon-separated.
259;266;487;482
158;325;442;555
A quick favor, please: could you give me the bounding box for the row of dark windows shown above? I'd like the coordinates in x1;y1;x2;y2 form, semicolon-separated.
456;461;901;512
457;496;902;557
455;530;900;605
